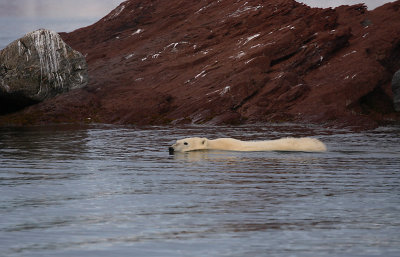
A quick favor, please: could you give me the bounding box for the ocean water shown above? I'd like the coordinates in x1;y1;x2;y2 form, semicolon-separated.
0;124;399;257
1;1;399;254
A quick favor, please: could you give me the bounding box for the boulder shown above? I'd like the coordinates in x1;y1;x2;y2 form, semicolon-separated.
0;29;88;114
392;70;400;112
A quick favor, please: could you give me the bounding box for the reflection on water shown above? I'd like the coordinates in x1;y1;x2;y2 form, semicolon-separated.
0;124;400;257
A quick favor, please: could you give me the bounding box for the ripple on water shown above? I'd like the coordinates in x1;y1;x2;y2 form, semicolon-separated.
1;124;400;257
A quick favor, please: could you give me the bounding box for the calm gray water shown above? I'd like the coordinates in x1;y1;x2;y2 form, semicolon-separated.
0;124;399;257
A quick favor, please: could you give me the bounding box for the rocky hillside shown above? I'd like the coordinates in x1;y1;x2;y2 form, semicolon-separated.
2;0;400;128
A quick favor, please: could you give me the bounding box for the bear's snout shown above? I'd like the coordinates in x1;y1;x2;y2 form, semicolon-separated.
168;147;175;154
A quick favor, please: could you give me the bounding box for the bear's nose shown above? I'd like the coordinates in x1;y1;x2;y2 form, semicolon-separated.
168;147;175;155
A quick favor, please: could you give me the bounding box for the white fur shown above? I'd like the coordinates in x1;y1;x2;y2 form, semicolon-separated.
170;137;327;153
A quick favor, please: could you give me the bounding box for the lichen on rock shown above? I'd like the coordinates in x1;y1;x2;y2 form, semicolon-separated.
0;28;88;114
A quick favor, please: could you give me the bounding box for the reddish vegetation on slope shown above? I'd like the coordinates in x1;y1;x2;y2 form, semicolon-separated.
2;0;400;128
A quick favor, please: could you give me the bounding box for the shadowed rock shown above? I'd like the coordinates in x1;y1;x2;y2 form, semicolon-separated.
0;29;88;114
392;70;400;112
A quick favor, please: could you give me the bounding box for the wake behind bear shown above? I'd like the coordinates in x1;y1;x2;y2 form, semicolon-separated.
169;137;327;154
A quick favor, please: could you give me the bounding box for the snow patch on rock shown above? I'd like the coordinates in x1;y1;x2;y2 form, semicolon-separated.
104;4;126;21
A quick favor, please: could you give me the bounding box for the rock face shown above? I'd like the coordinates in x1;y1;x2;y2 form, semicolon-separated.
392;70;400;112
1;0;400;128
0;29;88;114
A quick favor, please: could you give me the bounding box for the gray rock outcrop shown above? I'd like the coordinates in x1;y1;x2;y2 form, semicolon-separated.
0;28;88;114
392;70;400;112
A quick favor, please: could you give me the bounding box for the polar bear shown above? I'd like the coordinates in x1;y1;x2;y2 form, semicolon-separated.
169;137;327;154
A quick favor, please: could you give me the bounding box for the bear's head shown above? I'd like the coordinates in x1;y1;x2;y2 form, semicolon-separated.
169;137;208;154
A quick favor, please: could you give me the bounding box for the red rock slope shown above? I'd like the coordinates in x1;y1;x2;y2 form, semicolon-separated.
2;0;400;128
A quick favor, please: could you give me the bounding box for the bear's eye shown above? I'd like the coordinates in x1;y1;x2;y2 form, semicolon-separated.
184;142;188;145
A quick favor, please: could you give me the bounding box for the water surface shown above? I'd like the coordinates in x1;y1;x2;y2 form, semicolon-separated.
0;124;399;256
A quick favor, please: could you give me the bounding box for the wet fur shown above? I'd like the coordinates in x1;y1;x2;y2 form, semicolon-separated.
170;137;327;153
